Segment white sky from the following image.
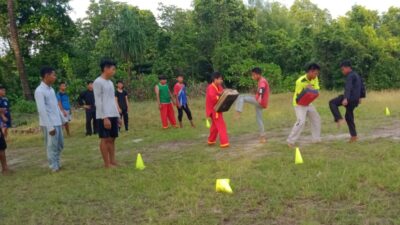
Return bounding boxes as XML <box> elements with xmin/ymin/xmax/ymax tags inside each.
<box><xmin>69</xmin><ymin>0</ymin><xmax>400</xmax><ymax>20</ymax></box>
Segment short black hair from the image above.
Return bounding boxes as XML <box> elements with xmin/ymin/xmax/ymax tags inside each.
<box><xmin>211</xmin><ymin>72</ymin><xmax>223</xmax><ymax>81</ymax></box>
<box><xmin>158</xmin><ymin>75</ymin><xmax>167</xmax><ymax>80</ymax></box>
<box><xmin>59</xmin><ymin>81</ymin><xmax>66</xmax><ymax>85</ymax></box>
<box><xmin>251</xmin><ymin>67</ymin><xmax>262</xmax><ymax>75</ymax></box>
<box><xmin>40</xmin><ymin>66</ymin><xmax>55</xmax><ymax>78</ymax></box>
<box><xmin>340</xmin><ymin>60</ymin><xmax>352</xmax><ymax>68</ymax></box>
<box><xmin>86</xmin><ymin>81</ymin><xmax>93</xmax><ymax>85</ymax></box>
<box><xmin>0</xmin><ymin>85</ymin><xmax>5</xmax><ymax>90</ymax></box>
<box><xmin>100</xmin><ymin>59</ymin><xmax>117</xmax><ymax>72</ymax></box>
<box><xmin>306</xmin><ymin>63</ymin><xmax>321</xmax><ymax>72</ymax></box>
<box><xmin>117</xmin><ymin>80</ymin><xmax>124</xmax><ymax>84</ymax></box>
<box><xmin>176</xmin><ymin>74</ymin><xmax>184</xmax><ymax>78</ymax></box>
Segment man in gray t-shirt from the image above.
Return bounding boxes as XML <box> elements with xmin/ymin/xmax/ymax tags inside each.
<box><xmin>93</xmin><ymin>59</ymin><xmax>121</xmax><ymax>169</ymax></box>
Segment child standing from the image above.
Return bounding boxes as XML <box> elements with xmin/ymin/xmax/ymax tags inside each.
<box><xmin>115</xmin><ymin>81</ymin><xmax>129</xmax><ymax>131</ymax></box>
<box><xmin>173</xmin><ymin>74</ymin><xmax>195</xmax><ymax>128</ymax></box>
<box><xmin>155</xmin><ymin>75</ymin><xmax>177</xmax><ymax>129</ymax></box>
<box><xmin>0</xmin><ymin>107</ymin><xmax>8</xmax><ymax>174</ymax></box>
<box><xmin>206</xmin><ymin>72</ymin><xmax>229</xmax><ymax>148</ymax></box>
<box><xmin>0</xmin><ymin>86</ymin><xmax>12</xmax><ymax>139</ymax></box>
<box><xmin>57</xmin><ymin>82</ymin><xmax>72</xmax><ymax>136</ymax></box>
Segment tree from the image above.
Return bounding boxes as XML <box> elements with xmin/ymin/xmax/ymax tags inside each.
<box><xmin>7</xmin><ymin>0</ymin><xmax>32</xmax><ymax>100</ymax></box>
<box><xmin>110</xmin><ymin>7</ymin><xmax>145</xmax><ymax>79</ymax></box>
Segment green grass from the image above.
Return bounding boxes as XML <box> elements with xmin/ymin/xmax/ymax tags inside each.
<box><xmin>1</xmin><ymin>91</ymin><xmax>400</xmax><ymax>225</ymax></box>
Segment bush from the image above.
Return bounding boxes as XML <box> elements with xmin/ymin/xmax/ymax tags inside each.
<box><xmin>11</xmin><ymin>99</ymin><xmax>37</xmax><ymax>114</ymax></box>
<box><xmin>226</xmin><ymin>59</ymin><xmax>286</xmax><ymax>93</ymax></box>
<box><xmin>131</xmin><ymin>74</ymin><xmax>159</xmax><ymax>101</ymax></box>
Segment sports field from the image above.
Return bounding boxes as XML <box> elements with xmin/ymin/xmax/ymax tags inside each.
<box><xmin>1</xmin><ymin>91</ymin><xmax>399</xmax><ymax>225</ymax></box>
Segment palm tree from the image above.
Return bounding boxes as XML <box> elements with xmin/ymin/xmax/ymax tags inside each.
<box><xmin>7</xmin><ymin>0</ymin><xmax>33</xmax><ymax>100</ymax></box>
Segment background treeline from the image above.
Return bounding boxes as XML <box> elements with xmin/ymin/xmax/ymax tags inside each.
<box><xmin>0</xmin><ymin>0</ymin><xmax>400</xmax><ymax>108</ymax></box>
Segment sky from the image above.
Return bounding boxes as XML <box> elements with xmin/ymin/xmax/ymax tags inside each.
<box><xmin>69</xmin><ymin>0</ymin><xmax>400</xmax><ymax>21</ymax></box>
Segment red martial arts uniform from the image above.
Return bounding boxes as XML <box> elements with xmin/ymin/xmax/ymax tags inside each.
<box><xmin>206</xmin><ymin>83</ymin><xmax>229</xmax><ymax>148</ymax></box>
<box><xmin>157</xmin><ymin>83</ymin><xmax>177</xmax><ymax>128</ymax></box>
<box><xmin>160</xmin><ymin>103</ymin><xmax>177</xmax><ymax>128</ymax></box>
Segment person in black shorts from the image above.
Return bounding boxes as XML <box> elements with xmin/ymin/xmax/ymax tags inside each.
<box><xmin>93</xmin><ymin>59</ymin><xmax>121</xmax><ymax>168</ymax></box>
<box><xmin>115</xmin><ymin>81</ymin><xmax>129</xmax><ymax>131</ymax></box>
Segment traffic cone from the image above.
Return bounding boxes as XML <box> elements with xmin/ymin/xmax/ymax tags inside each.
<box><xmin>295</xmin><ymin>147</ymin><xmax>304</xmax><ymax>165</ymax></box>
<box><xmin>136</xmin><ymin>153</ymin><xmax>146</xmax><ymax>170</ymax></box>
<box><xmin>216</xmin><ymin>179</ymin><xmax>233</xmax><ymax>194</ymax></box>
<box><xmin>206</xmin><ymin>119</ymin><xmax>211</xmax><ymax>128</ymax></box>
<box><xmin>385</xmin><ymin>107</ymin><xmax>391</xmax><ymax>116</ymax></box>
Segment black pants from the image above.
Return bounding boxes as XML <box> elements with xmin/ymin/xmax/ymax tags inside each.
<box><xmin>329</xmin><ymin>95</ymin><xmax>359</xmax><ymax>137</ymax></box>
<box><xmin>177</xmin><ymin>104</ymin><xmax>193</xmax><ymax>122</ymax></box>
<box><xmin>85</xmin><ymin>110</ymin><xmax>98</xmax><ymax>135</ymax></box>
<box><xmin>120</xmin><ymin>108</ymin><xmax>129</xmax><ymax>131</ymax></box>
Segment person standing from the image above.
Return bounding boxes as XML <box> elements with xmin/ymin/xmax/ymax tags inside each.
<box><xmin>0</xmin><ymin>107</ymin><xmax>8</xmax><ymax>174</ymax></box>
<box><xmin>235</xmin><ymin>67</ymin><xmax>270</xmax><ymax>143</ymax></box>
<box><xmin>0</xmin><ymin>86</ymin><xmax>11</xmax><ymax>139</ymax></box>
<box><xmin>287</xmin><ymin>63</ymin><xmax>322</xmax><ymax>147</ymax></box>
<box><xmin>34</xmin><ymin>67</ymin><xmax>65</xmax><ymax>172</ymax></box>
<box><xmin>78</xmin><ymin>81</ymin><xmax>97</xmax><ymax>136</ymax></box>
<box><xmin>93</xmin><ymin>59</ymin><xmax>120</xmax><ymax>168</ymax></box>
<box><xmin>115</xmin><ymin>81</ymin><xmax>129</xmax><ymax>131</ymax></box>
<box><xmin>173</xmin><ymin>74</ymin><xmax>195</xmax><ymax>128</ymax></box>
<box><xmin>329</xmin><ymin>60</ymin><xmax>366</xmax><ymax>143</ymax></box>
<box><xmin>206</xmin><ymin>72</ymin><xmax>229</xmax><ymax>148</ymax></box>
<box><xmin>57</xmin><ymin>82</ymin><xmax>72</xmax><ymax>136</ymax></box>
<box><xmin>155</xmin><ymin>75</ymin><xmax>177</xmax><ymax>129</ymax></box>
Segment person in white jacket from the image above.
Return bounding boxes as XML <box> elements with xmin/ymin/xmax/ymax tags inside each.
<box><xmin>34</xmin><ymin>66</ymin><xmax>66</xmax><ymax>172</ymax></box>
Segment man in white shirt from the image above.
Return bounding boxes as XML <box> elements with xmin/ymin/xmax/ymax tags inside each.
<box><xmin>34</xmin><ymin>67</ymin><xmax>65</xmax><ymax>172</ymax></box>
<box><xmin>93</xmin><ymin>59</ymin><xmax>120</xmax><ymax>168</ymax></box>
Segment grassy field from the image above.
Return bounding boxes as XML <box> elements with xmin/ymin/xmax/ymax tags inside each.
<box><xmin>1</xmin><ymin>90</ymin><xmax>400</xmax><ymax>225</ymax></box>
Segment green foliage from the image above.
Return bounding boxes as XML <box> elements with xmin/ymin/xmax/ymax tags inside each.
<box><xmin>131</xmin><ymin>74</ymin><xmax>159</xmax><ymax>101</ymax></box>
<box><xmin>1</xmin><ymin>0</ymin><xmax>400</xmax><ymax>102</ymax></box>
<box><xmin>11</xmin><ymin>98</ymin><xmax>37</xmax><ymax>114</ymax></box>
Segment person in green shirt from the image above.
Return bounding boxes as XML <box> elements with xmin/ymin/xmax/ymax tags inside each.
<box><xmin>154</xmin><ymin>75</ymin><xmax>177</xmax><ymax>129</ymax></box>
<box><xmin>287</xmin><ymin>63</ymin><xmax>322</xmax><ymax>147</ymax></box>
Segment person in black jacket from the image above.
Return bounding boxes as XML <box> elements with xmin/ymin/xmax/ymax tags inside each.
<box><xmin>329</xmin><ymin>60</ymin><xmax>366</xmax><ymax>142</ymax></box>
<box><xmin>78</xmin><ymin>81</ymin><xmax>98</xmax><ymax>136</ymax></box>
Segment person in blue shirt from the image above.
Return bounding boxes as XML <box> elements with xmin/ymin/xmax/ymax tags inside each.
<box><xmin>57</xmin><ymin>82</ymin><xmax>72</xmax><ymax>136</ymax></box>
<box><xmin>0</xmin><ymin>86</ymin><xmax>11</xmax><ymax>139</ymax></box>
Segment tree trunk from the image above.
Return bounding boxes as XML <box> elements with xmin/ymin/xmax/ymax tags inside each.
<box><xmin>7</xmin><ymin>0</ymin><xmax>33</xmax><ymax>100</ymax></box>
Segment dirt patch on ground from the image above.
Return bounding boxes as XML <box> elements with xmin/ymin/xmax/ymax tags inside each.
<box><xmin>6</xmin><ymin>120</ymin><xmax>400</xmax><ymax>167</ymax></box>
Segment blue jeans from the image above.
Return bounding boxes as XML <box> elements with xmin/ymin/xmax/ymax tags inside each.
<box><xmin>42</xmin><ymin>126</ymin><xmax>64</xmax><ymax>170</ymax></box>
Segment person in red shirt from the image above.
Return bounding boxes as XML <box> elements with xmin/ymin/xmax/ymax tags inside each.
<box><xmin>206</xmin><ymin>72</ymin><xmax>229</xmax><ymax>148</ymax></box>
<box><xmin>235</xmin><ymin>67</ymin><xmax>270</xmax><ymax>143</ymax></box>
<box><xmin>173</xmin><ymin>74</ymin><xmax>195</xmax><ymax>128</ymax></box>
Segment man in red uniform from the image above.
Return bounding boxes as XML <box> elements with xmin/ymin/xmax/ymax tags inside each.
<box><xmin>206</xmin><ymin>72</ymin><xmax>229</xmax><ymax>148</ymax></box>
<box><xmin>235</xmin><ymin>67</ymin><xmax>270</xmax><ymax>143</ymax></box>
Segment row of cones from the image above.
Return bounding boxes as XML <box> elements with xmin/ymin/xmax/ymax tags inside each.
<box><xmin>134</xmin><ymin>147</ymin><xmax>304</xmax><ymax>194</ymax></box>
<box><xmin>204</xmin><ymin>107</ymin><xmax>392</xmax><ymax>130</ymax></box>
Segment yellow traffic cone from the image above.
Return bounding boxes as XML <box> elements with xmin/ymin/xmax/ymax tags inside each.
<box><xmin>216</xmin><ymin>179</ymin><xmax>233</xmax><ymax>194</ymax></box>
<box><xmin>206</xmin><ymin>119</ymin><xmax>211</xmax><ymax>128</ymax></box>
<box><xmin>295</xmin><ymin>147</ymin><xmax>303</xmax><ymax>165</ymax></box>
<box><xmin>136</xmin><ymin>153</ymin><xmax>146</xmax><ymax>170</ymax></box>
<box><xmin>385</xmin><ymin>107</ymin><xmax>391</xmax><ymax>116</ymax></box>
